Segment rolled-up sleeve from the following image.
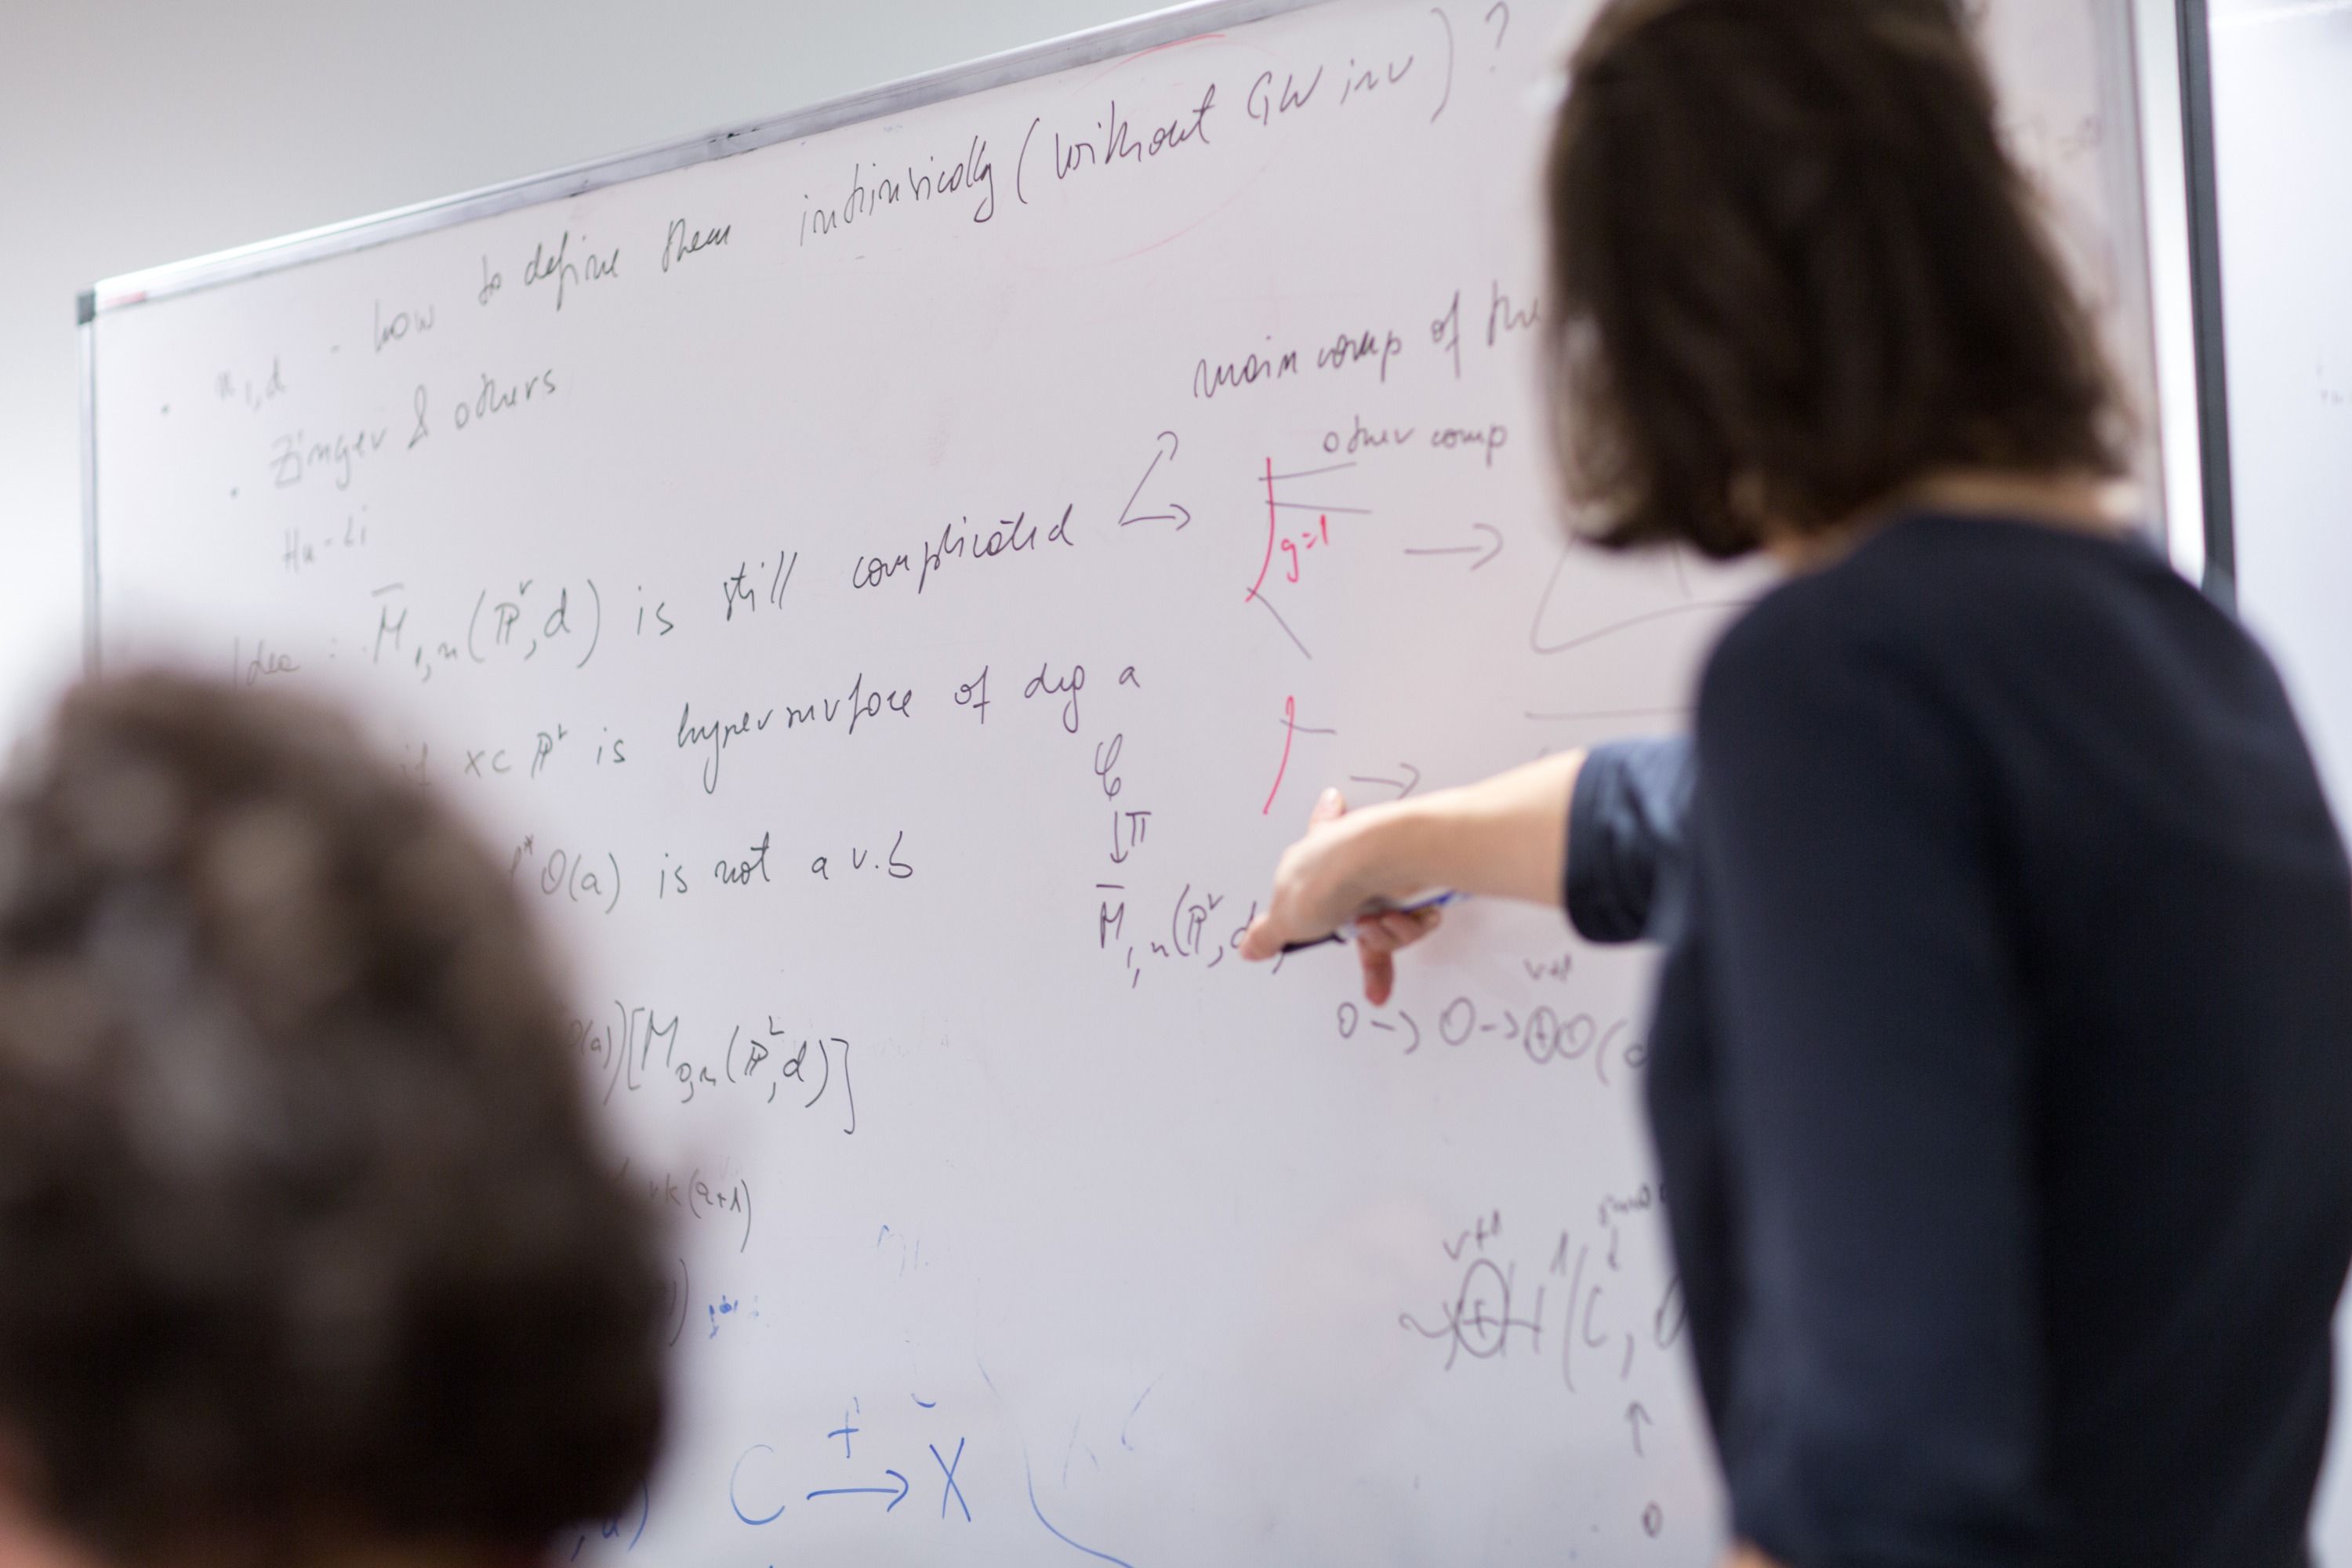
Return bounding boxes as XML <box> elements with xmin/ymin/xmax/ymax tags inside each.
<box><xmin>1564</xmin><ymin>735</ymin><xmax>1696</xmax><ymax>944</ymax></box>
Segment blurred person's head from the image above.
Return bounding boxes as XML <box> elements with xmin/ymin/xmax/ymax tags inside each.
<box><xmin>1544</xmin><ymin>0</ymin><xmax>2125</xmax><ymax>557</ymax></box>
<box><xmin>0</xmin><ymin>672</ymin><xmax>665</xmax><ymax>1567</ymax></box>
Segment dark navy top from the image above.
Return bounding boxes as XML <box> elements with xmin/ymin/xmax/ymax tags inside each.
<box><xmin>1564</xmin><ymin>514</ymin><xmax>2352</xmax><ymax>1568</ymax></box>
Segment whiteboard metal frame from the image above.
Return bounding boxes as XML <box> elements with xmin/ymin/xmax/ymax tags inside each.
<box><xmin>81</xmin><ymin>0</ymin><xmax>1316</xmax><ymax>316</ymax></box>
<box><xmin>2132</xmin><ymin>0</ymin><xmax>2209</xmax><ymax>585</ymax></box>
<box><xmin>74</xmin><ymin>0</ymin><xmax>2199</xmax><ymax>660</ymax></box>
<box><xmin>2169</xmin><ymin>0</ymin><xmax>2240</xmax><ymax>604</ymax></box>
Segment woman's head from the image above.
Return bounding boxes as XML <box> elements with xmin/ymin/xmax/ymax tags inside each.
<box><xmin>1545</xmin><ymin>0</ymin><xmax>2124</xmax><ymax>556</ymax></box>
<box><xmin>0</xmin><ymin>673</ymin><xmax>666</xmax><ymax>1563</ymax></box>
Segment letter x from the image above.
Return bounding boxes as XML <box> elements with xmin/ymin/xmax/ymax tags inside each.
<box><xmin>931</xmin><ymin>1438</ymin><xmax>971</xmax><ymax>1522</ymax></box>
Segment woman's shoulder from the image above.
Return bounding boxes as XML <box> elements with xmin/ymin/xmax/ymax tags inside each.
<box><xmin>1694</xmin><ymin>512</ymin><xmax>2321</xmax><ymax>831</ymax></box>
<box><xmin>1703</xmin><ymin>511</ymin><xmax>2194</xmax><ymax>705</ymax></box>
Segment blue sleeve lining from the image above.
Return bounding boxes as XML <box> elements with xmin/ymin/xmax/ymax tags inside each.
<box><xmin>1563</xmin><ymin>735</ymin><xmax>1697</xmax><ymax>945</ymax></box>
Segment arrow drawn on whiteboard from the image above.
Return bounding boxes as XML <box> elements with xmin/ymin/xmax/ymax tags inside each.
<box><xmin>1349</xmin><ymin>763</ymin><xmax>1424</xmax><ymax>800</ymax></box>
<box><xmin>1116</xmin><ymin>430</ymin><xmax>1189</xmax><ymax>528</ymax></box>
<box><xmin>805</xmin><ymin>1470</ymin><xmax>909</xmax><ymax>1511</ymax></box>
<box><xmin>1405</xmin><ymin>523</ymin><xmax>1504</xmax><ymax>571</ymax></box>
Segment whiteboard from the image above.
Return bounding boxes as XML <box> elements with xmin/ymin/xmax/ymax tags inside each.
<box><xmin>82</xmin><ymin>2</ymin><xmax>2163</xmax><ymax>1561</ymax></box>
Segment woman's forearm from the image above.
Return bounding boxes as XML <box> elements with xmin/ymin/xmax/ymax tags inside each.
<box><xmin>1376</xmin><ymin>750</ymin><xmax>1584</xmax><ymax>908</ymax></box>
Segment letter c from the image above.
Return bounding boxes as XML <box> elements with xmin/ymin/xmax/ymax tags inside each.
<box><xmin>730</xmin><ymin>1444</ymin><xmax>786</xmax><ymax>1526</ymax></box>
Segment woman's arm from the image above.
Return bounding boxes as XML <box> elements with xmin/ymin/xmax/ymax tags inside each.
<box><xmin>1244</xmin><ymin>750</ymin><xmax>1586</xmax><ymax>931</ymax></box>
<box><xmin>1237</xmin><ymin>752</ymin><xmax>1584</xmax><ymax>1002</ymax></box>
<box><xmin>1239</xmin><ymin>738</ymin><xmax>1696</xmax><ymax>1001</ymax></box>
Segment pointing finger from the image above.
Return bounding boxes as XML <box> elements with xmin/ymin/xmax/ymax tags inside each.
<box><xmin>1239</xmin><ymin>914</ymin><xmax>1281</xmax><ymax>961</ymax></box>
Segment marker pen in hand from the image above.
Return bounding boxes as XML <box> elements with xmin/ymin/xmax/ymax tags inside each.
<box><xmin>1278</xmin><ymin>891</ymin><xmax>1465</xmax><ymax>956</ymax></box>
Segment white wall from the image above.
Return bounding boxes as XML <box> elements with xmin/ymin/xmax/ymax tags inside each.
<box><xmin>2207</xmin><ymin>0</ymin><xmax>2352</xmax><ymax>802</ymax></box>
<box><xmin>2203</xmin><ymin>4</ymin><xmax>2352</xmax><ymax>1562</ymax></box>
<box><xmin>0</xmin><ymin>0</ymin><xmax>1142</xmax><ymax>747</ymax></box>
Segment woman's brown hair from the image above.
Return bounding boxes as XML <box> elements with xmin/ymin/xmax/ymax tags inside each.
<box><xmin>1546</xmin><ymin>0</ymin><xmax>2125</xmax><ymax>557</ymax></box>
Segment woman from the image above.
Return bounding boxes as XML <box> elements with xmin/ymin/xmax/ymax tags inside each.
<box><xmin>0</xmin><ymin>673</ymin><xmax>666</xmax><ymax>1568</ymax></box>
<box><xmin>1240</xmin><ymin>2</ymin><xmax>2352</xmax><ymax>1564</ymax></box>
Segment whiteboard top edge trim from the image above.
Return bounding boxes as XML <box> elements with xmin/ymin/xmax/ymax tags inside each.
<box><xmin>85</xmin><ymin>0</ymin><xmax>1324</xmax><ymax>316</ymax></box>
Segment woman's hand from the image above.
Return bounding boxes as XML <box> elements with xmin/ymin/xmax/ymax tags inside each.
<box><xmin>1237</xmin><ymin>788</ymin><xmax>1442</xmax><ymax>1005</ymax></box>
<box><xmin>1237</xmin><ymin>752</ymin><xmax>1588</xmax><ymax>1004</ymax></box>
